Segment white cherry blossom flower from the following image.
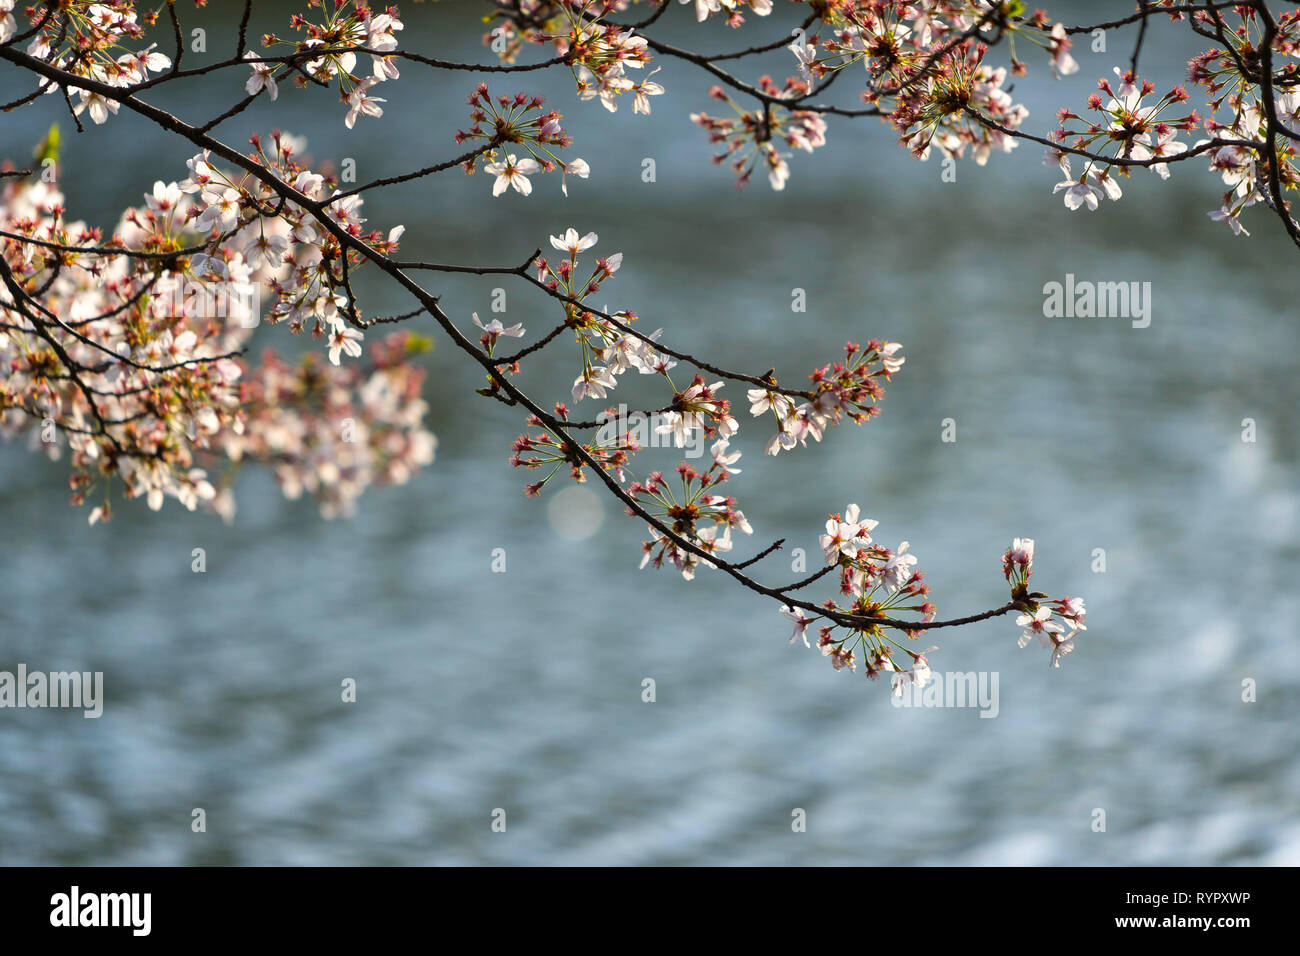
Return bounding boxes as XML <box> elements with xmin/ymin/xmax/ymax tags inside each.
<box><xmin>878</xmin><ymin>341</ymin><xmax>905</xmax><ymax>373</ymax></box>
<box><xmin>0</xmin><ymin>1</ymin><xmax>14</xmax><ymax>44</ymax></box>
<box><xmin>189</xmin><ymin>253</ymin><xmax>227</xmax><ymax>278</ymax></box>
<box><xmin>118</xmin><ymin>44</ymin><xmax>171</xmax><ymax>83</ymax></box>
<box><xmin>549</xmin><ymin>228</ymin><xmax>598</xmax><ymax>258</ymax></box>
<box><xmin>681</xmin><ymin>0</ymin><xmax>722</xmax><ymax>22</ymax></box>
<box><xmin>561</xmin><ymin>158</ymin><xmax>589</xmax><ymax>196</ymax></box>
<box><xmin>196</xmin><ymin>187</ymin><xmax>240</xmax><ymax>233</ymax></box>
<box><xmin>1054</xmin><ymin>173</ymin><xmax>1104</xmax><ymax>211</ymax></box>
<box><xmin>145</xmin><ymin>180</ymin><xmax>182</xmax><ymax>214</ymax></box>
<box><xmin>1016</xmin><ymin>606</ymin><xmax>1064</xmax><ymax>648</ymax></box>
<box><xmin>878</xmin><ymin>541</ymin><xmax>918</xmax><ymax>593</ymax></box>
<box><xmin>710</xmin><ymin>439</ymin><xmax>742</xmax><ymax>475</ymax></box>
<box><xmin>654</xmin><ymin>411</ymin><xmax>694</xmax><ymax>447</ymax></box>
<box><xmin>473</xmin><ymin>312</ymin><xmax>525</xmax><ymax>351</ymax></box>
<box><xmin>74</xmin><ymin>88</ymin><xmax>120</xmax><ymax>126</ymax></box>
<box><xmin>473</xmin><ymin>313</ymin><xmax>525</xmax><ymax>338</ymax></box>
<box><xmin>245</xmin><ymin>230</ymin><xmax>289</xmax><ymax>270</ymax></box>
<box><xmin>244</xmin><ymin>51</ymin><xmax>279</xmax><ymax>100</ymax></box>
<box><xmin>345</xmin><ymin>78</ymin><xmax>386</xmax><ymax>129</ymax></box>
<box><xmin>1049</xmin><ymin>635</ymin><xmax>1075</xmax><ymax>668</ymax></box>
<box><xmin>819</xmin><ymin>503</ymin><xmax>878</xmax><ymax>564</ymax></box>
<box><xmin>485</xmin><ymin>154</ymin><xmax>541</xmax><ymax>197</ymax></box>
<box><xmin>572</xmin><ymin>365</ymin><xmax>617</xmax><ymax>402</ymax></box>
<box><xmin>765</xmin><ymin>430</ymin><xmax>797</xmax><ymax>456</ymax></box>
<box><xmin>575</xmin><ymin>64</ymin><xmax>634</xmax><ymax>112</ymax></box>
<box><xmin>789</xmin><ymin>38</ymin><xmax>817</xmax><ymax>86</ymax></box>
<box><xmin>747</xmin><ymin>388</ymin><xmax>795</xmax><ymax>419</ymax></box>
<box><xmin>1048</xmin><ymin>23</ymin><xmax>1078</xmax><ymax>78</ymax></box>
<box><xmin>1209</xmin><ymin>201</ymin><xmax>1252</xmax><ymax>236</ymax></box>
<box><xmin>632</xmin><ymin>69</ymin><xmax>665</xmax><ymax>115</ymax></box>
<box><xmin>328</xmin><ymin>327</ymin><xmax>364</xmax><ymax>365</ymax></box>
<box><xmin>780</xmin><ymin>605</ymin><xmax>815</xmax><ymax>648</ymax></box>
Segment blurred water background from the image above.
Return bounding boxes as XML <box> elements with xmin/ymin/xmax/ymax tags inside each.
<box><xmin>0</xmin><ymin>1</ymin><xmax>1297</xmax><ymax>865</ymax></box>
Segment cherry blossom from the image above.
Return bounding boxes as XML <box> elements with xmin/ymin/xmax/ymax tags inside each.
<box><xmin>780</xmin><ymin>606</ymin><xmax>816</xmax><ymax>648</ymax></box>
<box><xmin>473</xmin><ymin>313</ymin><xmax>526</xmax><ymax>354</ymax></box>
<box><xmin>344</xmin><ymin>78</ymin><xmax>386</xmax><ymax>129</ymax></box>
<box><xmin>0</xmin><ymin>143</ymin><xmax>431</xmax><ymax>522</ymax></box>
<box><xmin>458</xmin><ymin>85</ymin><xmax>588</xmax><ymax>198</ymax></box>
<box><xmin>1054</xmin><ymin>172</ymin><xmax>1104</xmax><ymax>211</ymax></box>
<box><xmin>328</xmin><ymin>328</ymin><xmax>365</xmax><ymax>366</ymax></box>
<box><xmin>0</xmin><ymin>0</ymin><xmax>1186</xmax><ymax>691</ymax></box>
<box><xmin>892</xmin><ymin>646</ymin><xmax>937</xmax><ymax>697</ymax></box>
<box><xmin>485</xmin><ymin>154</ymin><xmax>541</xmax><ymax>197</ymax></box>
<box><xmin>550</xmin><ymin>228</ymin><xmax>598</xmax><ymax>259</ymax></box>
<box><xmin>244</xmin><ymin>52</ymin><xmax>279</xmax><ymax>100</ymax></box>
<box><xmin>632</xmin><ymin>69</ymin><xmax>666</xmax><ymax>115</ymax></box>
<box><xmin>710</xmin><ymin>439</ymin><xmax>742</xmax><ymax>476</ymax></box>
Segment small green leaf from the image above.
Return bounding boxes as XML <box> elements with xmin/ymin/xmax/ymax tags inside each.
<box><xmin>33</xmin><ymin>124</ymin><xmax>60</xmax><ymax>165</ymax></box>
<box><xmin>405</xmin><ymin>333</ymin><xmax>434</xmax><ymax>354</ymax></box>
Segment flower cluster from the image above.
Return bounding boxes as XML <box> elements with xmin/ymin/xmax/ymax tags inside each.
<box><xmin>1050</xmin><ymin>68</ymin><xmax>1197</xmax><ymax>211</ymax></box>
<box><xmin>780</xmin><ymin>3</ymin><xmax>1073</xmax><ymax>179</ymax></box>
<box><xmin>528</xmin><ymin>229</ymin><xmax>682</xmax><ymax>408</ymax></box>
<box><xmin>256</xmin><ymin>1</ymin><xmax>405</xmax><ymax>129</ymax></box>
<box><xmin>1186</xmin><ymin>9</ymin><xmax>1300</xmax><ymax>237</ymax></box>
<box><xmin>657</xmin><ymin>377</ymin><xmax>738</xmax><ymax>447</ymax></box>
<box><xmin>778</xmin><ymin>528</ymin><xmax>1087</xmax><ymax>692</ymax></box>
<box><xmin>1002</xmin><ymin>537</ymin><xmax>1087</xmax><ymax>668</ymax></box>
<box><xmin>633</xmin><ymin>452</ymin><xmax>753</xmax><ymax>580</ymax></box>
<box><xmin>15</xmin><ymin>2</ymin><xmax>172</xmax><ymax>125</ymax></box>
<box><xmin>0</xmin><ymin>131</ymin><xmax>432</xmax><ymax>523</ymax></box>
<box><xmin>458</xmin><ymin>85</ymin><xmax>590</xmax><ymax>196</ymax></box>
<box><xmin>0</xmin><ymin>1</ymin><xmax>1113</xmax><ymax>693</ymax></box>
<box><xmin>779</xmin><ymin>503</ymin><xmax>935</xmax><ymax>690</ymax></box>
<box><xmin>0</xmin><ymin>172</ymin><xmax>242</xmax><ymax>521</ymax></box>
<box><xmin>178</xmin><ymin>131</ymin><xmax>406</xmax><ymax>370</ymax></box>
<box><xmin>1036</xmin><ymin>1</ymin><xmax>1300</xmax><ymax>235</ymax></box>
<box><xmin>790</xmin><ymin>6</ymin><xmax>923</xmax><ymax>87</ymax></box>
<box><xmin>550</xmin><ymin>7</ymin><xmax>659</xmax><ymax>115</ymax></box>
<box><xmin>690</xmin><ymin>86</ymin><xmax>829</xmax><ymax>190</ymax></box>
<box><xmin>466</xmin><ymin>0</ymin><xmax>1297</xmax><ymax>235</ymax></box>
<box><xmin>511</xmin><ymin>407</ymin><xmax>636</xmax><ymax>493</ymax></box>
<box><xmin>226</xmin><ymin>333</ymin><xmax>435</xmax><ymax>521</ymax></box>
<box><xmin>895</xmin><ymin>48</ymin><xmax>1029</xmax><ymax>164</ymax></box>
<box><xmin>747</xmin><ymin>340</ymin><xmax>902</xmax><ymax>457</ymax></box>
<box><xmin>479</xmin><ymin>1</ymin><xmax>629</xmax><ymax>63</ymax></box>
